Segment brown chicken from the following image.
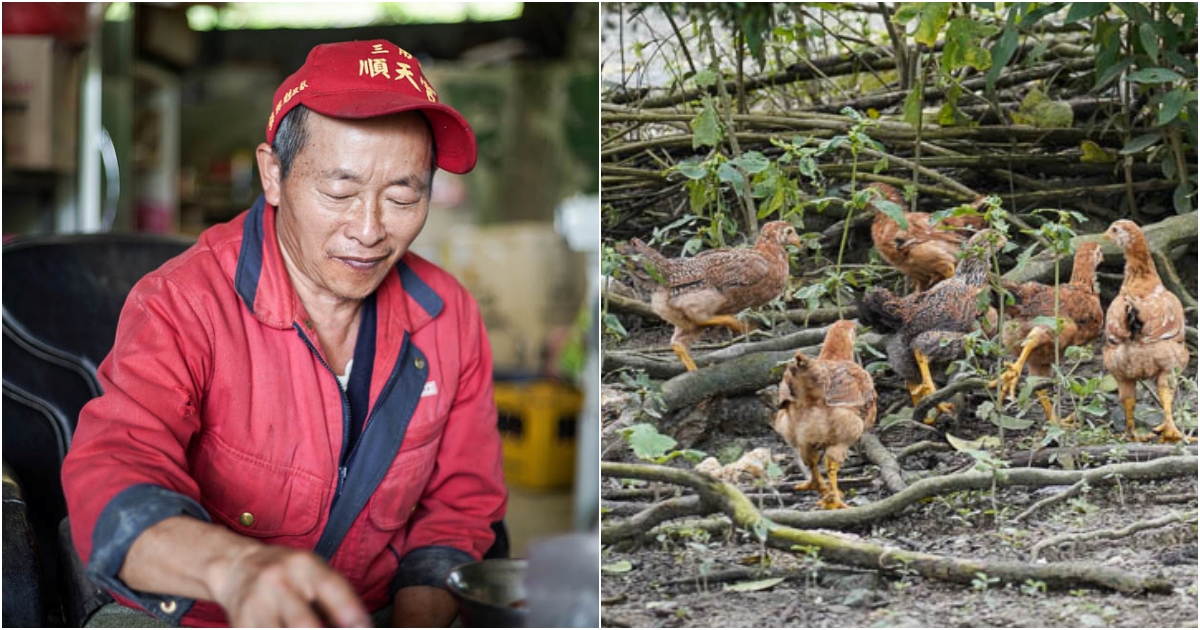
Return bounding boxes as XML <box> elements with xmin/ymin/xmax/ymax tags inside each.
<box><xmin>992</xmin><ymin>242</ymin><xmax>1105</xmax><ymax>425</ymax></box>
<box><xmin>859</xmin><ymin>230</ymin><xmax>1006</xmax><ymax>416</ymax></box>
<box><xmin>774</xmin><ymin>320</ymin><xmax>876</xmax><ymax>510</ymax></box>
<box><xmin>1102</xmin><ymin>220</ymin><xmax>1191</xmax><ymax>443</ymax></box>
<box><xmin>868</xmin><ymin>182</ymin><xmax>988</xmax><ymax>292</ymax></box>
<box><xmin>631</xmin><ymin>221</ymin><xmax>801</xmax><ymax>371</ymax></box>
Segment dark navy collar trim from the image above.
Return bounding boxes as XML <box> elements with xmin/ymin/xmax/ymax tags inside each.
<box><xmin>234</xmin><ymin>195</ymin><xmax>268</xmax><ymax>314</ymax></box>
<box><xmin>397</xmin><ymin>259</ymin><xmax>444</xmax><ymax>320</ymax></box>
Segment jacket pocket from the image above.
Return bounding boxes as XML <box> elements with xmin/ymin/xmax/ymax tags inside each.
<box><xmin>367</xmin><ymin>438</ymin><xmax>440</xmax><ymax>531</ymax></box>
<box><xmin>192</xmin><ymin>433</ymin><xmax>327</xmax><ymax>538</ymax></box>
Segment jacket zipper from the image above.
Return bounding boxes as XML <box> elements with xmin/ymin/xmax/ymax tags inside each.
<box><xmin>294</xmin><ymin>324</ymin><xmax>355</xmax><ymax>505</ymax></box>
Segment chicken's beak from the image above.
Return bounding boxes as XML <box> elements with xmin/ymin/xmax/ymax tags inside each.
<box><xmin>788</xmin><ymin>234</ymin><xmax>802</xmax><ymax>248</ymax></box>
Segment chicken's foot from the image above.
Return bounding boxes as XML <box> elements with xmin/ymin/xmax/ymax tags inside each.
<box><xmin>1119</xmin><ymin>395</ymin><xmax>1148</xmax><ymax>442</ymax></box>
<box><xmin>816</xmin><ymin>457</ymin><xmax>850</xmax><ymax>510</ymax></box>
<box><xmin>1151</xmin><ymin>383</ymin><xmax>1190</xmax><ymax>443</ymax></box>
<box><xmin>910</xmin><ymin>349</ymin><xmax>938</xmax><ymax>403</ymax></box>
<box><xmin>991</xmin><ymin>337</ymin><xmax>1041</xmax><ymax>404</ymax></box>
<box><xmin>793</xmin><ymin>449</ymin><xmax>827</xmax><ymax>494</ymax></box>
<box><xmin>1036</xmin><ymin>389</ymin><xmax>1075</xmax><ymax>428</ymax></box>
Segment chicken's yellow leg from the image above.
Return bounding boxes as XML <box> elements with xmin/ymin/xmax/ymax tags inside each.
<box><xmin>793</xmin><ymin>449</ymin><xmax>826</xmax><ymax>494</ymax></box>
<box><xmin>910</xmin><ymin>349</ymin><xmax>937</xmax><ymax>403</ymax></box>
<box><xmin>698</xmin><ymin>314</ymin><xmax>751</xmax><ymax>334</ymax></box>
<box><xmin>1152</xmin><ymin>383</ymin><xmax>1188</xmax><ymax>443</ymax></box>
<box><xmin>817</xmin><ymin>457</ymin><xmax>850</xmax><ymax>510</ymax></box>
<box><xmin>990</xmin><ymin>334</ymin><xmax>1040</xmax><ymax>404</ymax></box>
<box><xmin>1036</xmin><ymin>389</ymin><xmax>1074</xmax><ymax>427</ymax></box>
<box><xmin>1120</xmin><ymin>395</ymin><xmax>1143</xmax><ymax>441</ymax></box>
<box><xmin>671</xmin><ymin>342</ymin><xmax>699</xmax><ymax>372</ymax></box>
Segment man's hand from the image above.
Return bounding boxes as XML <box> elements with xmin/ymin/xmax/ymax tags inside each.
<box><xmin>391</xmin><ymin>585</ymin><xmax>458</xmax><ymax>627</ymax></box>
<box><xmin>120</xmin><ymin>516</ymin><xmax>371</xmax><ymax>628</ymax></box>
<box><xmin>211</xmin><ymin>545</ymin><xmax>371</xmax><ymax>628</ymax></box>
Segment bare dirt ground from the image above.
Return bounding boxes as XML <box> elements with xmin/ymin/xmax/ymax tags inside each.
<box><xmin>600</xmin><ymin>323</ymin><xmax>1199</xmax><ymax>628</ymax></box>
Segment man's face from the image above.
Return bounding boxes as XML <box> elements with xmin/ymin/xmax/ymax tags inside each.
<box><xmin>262</xmin><ymin>111</ymin><xmax>433</xmax><ymax>303</ymax></box>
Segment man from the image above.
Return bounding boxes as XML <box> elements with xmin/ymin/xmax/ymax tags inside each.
<box><xmin>61</xmin><ymin>40</ymin><xmax>507</xmax><ymax>627</ymax></box>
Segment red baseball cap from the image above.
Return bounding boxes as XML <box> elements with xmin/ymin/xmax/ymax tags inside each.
<box><xmin>266</xmin><ymin>39</ymin><xmax>476</xmax><ymax>174</ymax></box>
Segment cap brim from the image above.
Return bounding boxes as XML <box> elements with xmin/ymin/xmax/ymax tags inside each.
<box><xmin>301</xmin><ymin>91</ymin><xmax>477</xmax><ymax>174</ymax></box>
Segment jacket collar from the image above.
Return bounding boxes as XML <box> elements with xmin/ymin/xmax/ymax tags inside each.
<box><xmin>233</xmin><ymin>195</ymin><xmax>443</xmax><ymax>332</ymax></box>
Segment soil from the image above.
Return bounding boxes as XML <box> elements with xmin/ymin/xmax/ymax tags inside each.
<box><xmin>600</xmin><ymin>324</ymin><xmax>1199</xmax><ymax>628</ymax></box>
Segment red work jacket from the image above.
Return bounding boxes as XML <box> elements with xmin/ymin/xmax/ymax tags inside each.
<box><xmin>61</xmin><ymin>196</ymin><xmax>507</xmax><ymax>626</ymax></box>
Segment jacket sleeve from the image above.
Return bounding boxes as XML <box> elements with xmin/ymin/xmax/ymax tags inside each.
<box><xmin>392</xmin><ymin>289</ymin><xmax>507</xmax><ymax>593</ymax></box>
<box><xmin>61</xmin><ymin>275</ymin><xmax>213</xmax><ymax>623</ymax></box>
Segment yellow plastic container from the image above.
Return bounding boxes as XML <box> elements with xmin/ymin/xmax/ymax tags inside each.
<box><xmin>494</xmin><ymin>380</ymin><xmax>581</xmax><ymax>490</ymax></box>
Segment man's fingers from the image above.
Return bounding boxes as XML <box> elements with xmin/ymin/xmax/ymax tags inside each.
<box><xmin>311</xmin><ymin>572</ymin><xmax>371</xmax><ymax>628</ymax></box>
<box><xmin>278</xmin><ymin>587</ymin><xmax>324</xmax><ymax>629</ymax></box>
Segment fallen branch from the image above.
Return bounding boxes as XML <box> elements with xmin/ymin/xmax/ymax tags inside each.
<box><xmin>600</xmin><ymin>457</ymin><xmax>1198</xmax><ymax>541</ymax></box>
<box><xmin>1006</xmin><ymin>444</ymin><xmax>1198</xmax><ymax>468</ymax></box>
<box><xmin>1002</xmin><ymin>212</ymin><xmax>1197</xmax><ymax>286</ymax></box>
<box><xmin>1013</xmin><ymin>478</ymin><xmax>1088</xmax><ymax>523</ymax></box>
<box><xmin>858</xmin><ymin>433</ymin><xmax>907</xmax><ymax>493</ymax></box>
<box><xmin>1030</xmin><ymin>510</ymin><xmax>1198</xmax><ymax>561</ymax></box>
<box><xmin>602</xmin><ymin>495</ymin><xmax>711</xmax><ymax>543</ymax></box>
<box><xmin>602</xmin><ymin>461</ymin><xmax>1179</xmax><ymax>593</ymax></box>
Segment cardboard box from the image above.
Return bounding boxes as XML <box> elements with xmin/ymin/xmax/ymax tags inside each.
<box><xmin>2</xmin><ymin>36</ymin><xmax>81</xmax><ymax>171</ymax></box>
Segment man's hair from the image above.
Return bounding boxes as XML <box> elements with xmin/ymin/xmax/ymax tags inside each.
<box><xmin>272</xmin><ymin>104</ymin><xmax>438</xmax><ymax>184</ymax></box>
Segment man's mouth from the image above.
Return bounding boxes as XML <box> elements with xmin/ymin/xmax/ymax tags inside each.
<box><xmin>336</xmin><ymin>256</ymin><xmax>386</xmax><ymax>271</ymax></box>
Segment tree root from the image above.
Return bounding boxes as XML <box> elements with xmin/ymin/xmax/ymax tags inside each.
<box><xmin>601</xmin><ymin>461</ymin><xmax>1180</xmax><ymax>593</ymax></box>
<box><xmin>602</xmin><ymin>495</ymin><xmax>711</xmax><ymax>544</ymax></box>
<box><xmin>601</xmin><ymin>457</ymin><xmax>1197</xmax><ymax>541</ymax></box>
<box><xmin>1029</xmin><ymin>510</ymin><xmax>1198</xmax><ymax>561</ymax></box>
<box><xmin>858</xmin><ymin>433</ymin><xmax>907</xmax><ymax>493</ymax></box>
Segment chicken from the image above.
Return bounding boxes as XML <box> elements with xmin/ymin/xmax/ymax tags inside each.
<box><xmin>992</xmin><ymin>241</ymin><xmax>1105</xmax><ymax>425</ymax></box>
<box><xmin>630</xmin><ymin>221</ymin><xmax>801</xmax><ymax>371</ymax></box>
<box><xmin>859</xmin><ymin>230</ymin><xmax>1006</xmax><ymax>417</ymax></box>
<box><xmin>774</xmin><ymin>320</ymin><xmax>876</xmax><ymax>510</ymax></box>
<box><xmin>867</xmin><ymin>182</ymin><xmax>988</xmax><ymax>292</ymax></box>
<box><xmin>1102</xmin><ymin>220</ymin><xmax>1191</xmax><ymax>443</ymax></box>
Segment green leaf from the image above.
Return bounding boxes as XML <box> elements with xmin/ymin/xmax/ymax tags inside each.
<box><xmin>1022</xmin><ymin>3</ymin><xmax>1068</xmax><ymax>25</ymax></box>
<box><xmin>619</xmin><ymin>424</ymin><xmax>677</xmax><ymax>461</ymax></box>
<box><xmin>724</xmin><ymin>577</ymin><xmax>787</xmax><ymax>592</ymax></box>
<box><xmin>986</xmin><ymin>24</ymin><xmax>1019</xmax><ymax>92</ymax></box>
<box><xmin>1174</xmin><ymin>182</ymin><xmax>1193</xmax><ymax>215</ymax></box>
<box><xmin>1158</xmin><ymin>88</ymin><xmax>1194</xmax><ymax>126</ymax></box>
<box><xmin>901</xmin><ymin>2</ymin><xmax>952</xmax><ymax>47</ymax></box>
<box><xmin>690</xmin><ymin>96</ymin><xmax>723</xmax><ymax>148</ymax></box>
<box><xmin>603</xmin><ymin>312</ymin><xmax>628</xmax><ymax>339</ymax></box>
<box><xmin>1080</xmin><ymin>140</ymin><xmax>1117</xmax><ymax>163</ymax></box>
<box><xmin>1128</xmin><ymin>67</ymin><xmax>1184</xmax><ymax>84</ymax></box>
<box><xmin>902</xmin><ymin>81</ymin><xmax>925</xmax><ymax>127</ymax></box>
<box><xmin>717</xmin><ymin>162</ymin><xmax>744</xmax><ymax>187</ymax></box>
<box><xmin>1094</xmin><ymin>57</ymin><xmax>1134</xmax><ymax>91</ymax></box>
<box><xmin>991</xmin><ymin>414</ymin><xmax>1036</xmax><ymax>430</ymax></box>
<box><xmin>1119</xmin><ymin>132</ymin><xmax>1162</xmax><ymax>154</ymax></box>
<box><xmin>676</xmin><ymin>160</ymin><xmax>707</xmax><ymax>180</ymax></box>
<box><xmin>601</xmin><ymin>560</ymin><xmax>634</xmax><ymax>574</ymax></box>
<box><xmin>944</xmin><ymin>18</ymin><xmax>1000</xmax><ymax>72</ymax></box>
<box><xmin>1138</xmin><ymin>23</ymin><xmax>1160</xmax><ymax>64</ymax></box>
<box><xmin>734</xmin><ymin>151</ymin><xmax>771</xmax><ymax>174</ymax></box>
<box><xmin>693</xmin><ymin>69</ymin><xmax>718</xmax><ymax>88</ymax></box>
<box><xmin>1114</xmin><ymin>2</ymin><xmax>1151</xmax><ymax>22</ymax></box>
<box><xmin>1065</xmin><ymin>2</ymin><xmax>1108</xmax><ymax>23</ymax></box>
<box><xmin>872</xmin><ymin>198</ymin><xmax>909</xmax><ymax>231</ymax></box>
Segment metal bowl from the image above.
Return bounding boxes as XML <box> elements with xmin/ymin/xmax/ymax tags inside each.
<box><xmin>445</xmin><ymin>558</ymin><xmax>529</xmax><ymax>628</ymax></box>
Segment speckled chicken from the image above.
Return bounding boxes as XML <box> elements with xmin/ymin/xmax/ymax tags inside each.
<box><xmin>859</xmin><ymin>230</ymin><xmax>1006</xmax><ymax>415</ymax></box>
<box><xmin>992</xmin><ymin>242</ymin><xmax>1105</xmax><ymax>425</ymax></box>
<box><xmin>631</xmin><ymin>221</ymin><xmax>801</xmax><ymax>371</ymax></box>
<box><xmin>1102</xmin><ymin>220</ymin><xmax>1191</xmax><ymax>443</ymax></box>
<box><xmin>774</xmin><ymin>320</ymin><xmax>876</xmax><ymax>510</ymax></box>
<box><xmin>868</xmin><ymin>183</ymin><xmax>988</xmax><ymax>292</ymax></box>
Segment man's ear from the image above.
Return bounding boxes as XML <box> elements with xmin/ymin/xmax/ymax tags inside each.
<box><xmin>256</xmin><ymin>143</ymin><xmax>283</xmax><ymax>207</ymax></box>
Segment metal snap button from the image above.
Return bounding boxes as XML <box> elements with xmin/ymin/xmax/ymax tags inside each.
<box><xmin>160</xmin><ymin>600</ymin><xmax>177</xmax><ymax>614</ymax></box>
<box><xmin>239</xmin><ymin>512</ymin><xmax>255</xmax><ymax>527</ymax></box>
<box><xmin>414</xmin><ymin>357</ymin><xmax>426</xmax><ymax>370</ymax></box>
